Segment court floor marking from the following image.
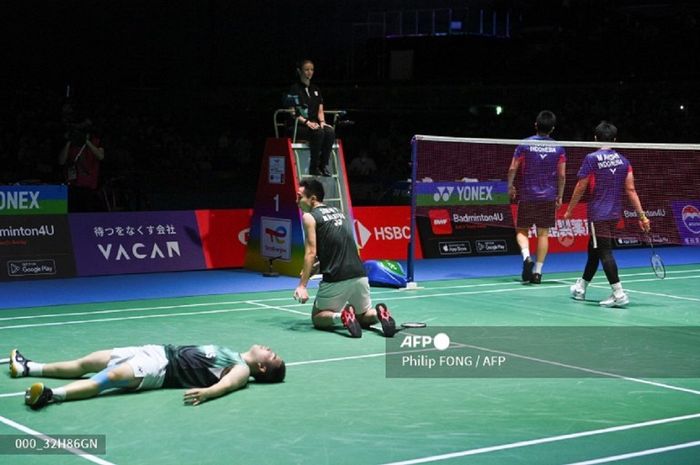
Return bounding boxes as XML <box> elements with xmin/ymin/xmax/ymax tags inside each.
<box><xmin>2</xmin><ymin>269</ymin><xmax>698</xmax><ymax>325</ymax></box>
<box><xmin>0</xmin><ymin>414</ymin><xmax>117</xmax><ymax>465</ymax></box>
<box><xmin>245</xmin><ymin>301</ymin><xmax>309</xmax><ymax>316</ymax></box>
<box><xmin>0</xmin><ymin>305</ymin><xmax>279</xmax><ymax>330</ymax></box>
<box><xmin>0</xmin><ymin>299</ymin><xmax>289</xmax><ymax>321</ymax></box>
<box><xmin>3</xmin><ymin>273</ymin><xmax>699</xmax><ymax>330</ymax></box>
<box><xmin>378</xmin><ymin>412</ymin><xmax>700</xmax><ymax>465</ymax></box>
<box><xmin>561</xmin><ymin>439</ymin><xmax>700</xmax><ymax>465</ymax></box>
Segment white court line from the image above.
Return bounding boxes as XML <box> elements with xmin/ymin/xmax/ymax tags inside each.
<box><xmin>3</xmin><ymin>269</ymin><xmax>699</xmax><ymax>324</ymax></box>
<box><xmin>0</xmin><ymin>299</ymin><xmax>258</xmax><ymax>321</ymax></box>
<box><xmin>0</xmin><ymin>414</ymin><xmax>117</xmax><ymax>465</ymax></box>
<box><xmin>245</xmin><ymin>301</ymin><xmax>309</xmax><ymax>316</ymax></box>
<box><xmin>0</xmin><ymin>305</ymin><xmax>272</xmax><ymax>330</ymax></box>
<box><xmin>4</xmin><ymin>274</ymin><xmax>700</xmax><ymax>330</ymax></box>
<box><xmin>561</xmin><ymin>440</ymin><xmax>700</xmax><ymax>465</ymax></box>
<box><xmin>0</xmin><ymin>392</ymin><xmax>23</xmax><ymax>398</ymax></box>
<box><xmin>378</xmin><ymin>412</ymin><xmax>700</xmax><ymax>465</ymax></box>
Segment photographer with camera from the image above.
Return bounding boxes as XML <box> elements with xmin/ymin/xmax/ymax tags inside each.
<box><xmin>58</xmin><ymin>117</ymin><xmax>105</xmax><ymax>212</ymax></box>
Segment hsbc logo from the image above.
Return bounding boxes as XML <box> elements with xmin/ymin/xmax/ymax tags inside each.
<box><xmin>429</xmin><ymin>209</ymin><xmax>453</xmax><ymax>235</ymax></box>
<box><xmin>353</xmin><ymin>220</ymin><xmax>410</xmax><ymax>248</ymax></box>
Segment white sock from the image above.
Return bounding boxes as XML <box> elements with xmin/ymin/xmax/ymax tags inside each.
<box><xmin>332</xmin><ymin>312</ymin><xmax>341</xmax><ymax>323</ymax></box>
<box><xmin>521</xmin><ymin>249</ymin><xmax>530</xmax><ymax>261</ymax></box>
<box><xmin>534</xmin><ymin>262</ymin><xmax>543</xmax><ymax>274</ymax></box>
<box><xmin>52</xmin><ymin>387</ymin><xmax>66</xmax><ymax>401</ymax></box>
<box><xmin>27</xmin><ymin>362</ymin><xmax>44</xmax><ymax>377</ymax></box>
<box><xmin>581</xmin><ymin>279</ymin><xmax>590</xmax><ymax>289</ymax></box>
<box><xmin>611</xmin><ymin>282</ymin><xmax>624</xmax><ymax>297</ymax></box>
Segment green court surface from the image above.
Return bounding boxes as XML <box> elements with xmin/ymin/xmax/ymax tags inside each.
<box><xmin>1</xmin><ymin>266</ymin><xmax>699</xmax><ymax>465</ymax></box>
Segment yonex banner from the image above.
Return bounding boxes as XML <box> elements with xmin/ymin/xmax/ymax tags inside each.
<box><xmin>0</xmin><ymin>215</ymin><xmax>76</xmax><ymax>281</ymax></box>
<box><xmin>415</xmin><ymin>181</ymin><xmax>509</xmax><ymax>206</ymax></box>
<box><xmin>0</xmin><ymin>185</ymin><xmax>67</xmax><ymax>215</ymax></box>
<box><xmin>69</xmin><ymin>211</ymin><xmax>206</xmax><ymax>276</ymax></box>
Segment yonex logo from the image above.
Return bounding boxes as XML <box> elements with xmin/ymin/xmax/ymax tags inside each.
<box><xmin>433</xmin><ymin>186</ymin><xmax>454</xmax><ymax>202</ymax></box>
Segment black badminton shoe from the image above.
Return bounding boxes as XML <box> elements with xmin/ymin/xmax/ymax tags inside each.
<box><xmin>10</xmin><ymin>349</ymin><xmax>30</xmax><ymax>378</ymax></box>
<box><xmin>340</xmin><ymin>305</ymin><xmax>362</xmax><ymax>338</ymax></box>
<box><xmin>530</xmin><ymin>273</ymin><xmax>542</xmax><ymax>284</ymax></box>
<box><xmin>521</xmin><ymin>258</ymin><xmax>534</xmax><ymax>282</ymax></box>
<box><xmin>375</xmin><ymin>303</ymin><xmax>397</xmax><ymax>337</ymax></box>
<box><xmin>25</xmin><ymin>383</ymin><xmax>53</xmax><ymax>411</ymax></box>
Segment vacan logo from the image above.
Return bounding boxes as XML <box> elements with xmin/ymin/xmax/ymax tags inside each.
<box><xmin>265</xmin><ymin>225</ymin><xmax>288</xmax><ymax>244</ymax></box>
<box><xmin>433</xmin><ymin>186</ymin><xmax>454</xmax><ymax>202</ymax></box>
<box><xmin>7</xmin><ymin>259</ymin><xmax>57</xmax><ymax>277</ymax></box>
<box><xmin>682</xmin><ymin>205</ymin><xmax>700</xmax><ymax>234</ymax></box>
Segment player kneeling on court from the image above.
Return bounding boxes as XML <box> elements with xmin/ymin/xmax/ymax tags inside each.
<box><xmin>294</xmin><ymin>179</ymin><xmax>397</xmax><ymax>338</ymax></box>
<box><xmin>9</xmin><ymin>344</ymin><xmax>285</xmax><ymax>410</ymax></box>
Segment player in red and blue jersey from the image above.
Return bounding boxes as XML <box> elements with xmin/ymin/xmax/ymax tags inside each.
<box><xmin>508</xmin><ymin>110</ymin><xmax>566</xmax><ymax>284</ymax></box>
<box><xmin>564</xmin><ymin>121</ymin><xmax>651</xmax><ymax>307</ymax></box>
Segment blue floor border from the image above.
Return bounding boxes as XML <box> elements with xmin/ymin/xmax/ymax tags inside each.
<box><xmin>1</xmin><ymin>247</ymin><xmax>699</xmax><ymax>310</ymax></box>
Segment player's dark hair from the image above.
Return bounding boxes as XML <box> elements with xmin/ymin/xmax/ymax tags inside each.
<box><xmin>535</xmin><ymin>110</ymin><xmax>556</xmax><ymax>134</ymax></box>
<box><xmin>299</xmin><ymin>179</ymin><xmax>325</xmax><ymax>202</ymax></box>
<box><xmin>594</xmin><ymin>121</ymin><xmax>618</xmax><ymax>142</ymax></box>
<box><xmin>254</xmin><ymin>360</ymin><xmax>286</xmax><ymax>383</ymax></box>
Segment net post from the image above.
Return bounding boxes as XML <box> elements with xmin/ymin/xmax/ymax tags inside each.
<box><xmin>407</xmin><ymin>136</ymin><xmax>419</xmax><ymax>284</ymax></box>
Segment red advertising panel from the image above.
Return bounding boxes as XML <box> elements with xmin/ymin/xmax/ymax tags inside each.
<box><xmin>353</xmin><ymin>206</ymin><xmax>423</xmax><ymax>260</ymax></box>
<box><xmin>511</xmin><ymin>202</ymin><xmax>590</xmax><ymax>253</ymax></box>
<box><xmin>195</xmin><ymin>209</ymin><xmax>252</xmax><ymax>269</ymax></box>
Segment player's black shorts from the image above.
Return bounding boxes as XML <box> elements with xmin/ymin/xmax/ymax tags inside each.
<box><xmin>588</xmin><ymin>220</ymin><xmax>617</xmax><ymax>250</ymax></box>
<box><xmin>516</xmin><ymin>200</ymin><xmax>556</xmax><ymax>229</ymax></box>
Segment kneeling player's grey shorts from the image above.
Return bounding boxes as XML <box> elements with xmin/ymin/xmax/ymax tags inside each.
<box><xmin>312</xmin><ymin>276</ymin><xmax>372</xmax><ymax>315</ymax></box>
<box><xmin>109</xmin><ymin>345</ymin><xmax>169</xmax><ymax>390</ymax></box>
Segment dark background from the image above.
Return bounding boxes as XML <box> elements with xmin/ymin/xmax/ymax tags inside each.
<box><xmin>1</xmin><ymin>0</ymin><xmax>698</xmax><ymax>210</ymax></box>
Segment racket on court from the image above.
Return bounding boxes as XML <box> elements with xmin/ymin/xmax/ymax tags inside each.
<box><xmin>400</xmin><ymin>322</ymin><xmax>427</xmax><ymax>331</ymax></box>
<box><xmin>645</xmin><ymin>233</ymin><xmax>666</xmax><ymax>279</ymax></box>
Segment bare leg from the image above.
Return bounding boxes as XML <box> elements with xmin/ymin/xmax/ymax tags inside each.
<box><xmin>62</xmin><ymin>363</ymin><xmax>140</xmax><ymax>401</ymax></box>
<box><xmin>358</xmin><ymin>308</ymin><xmax>379</xmax><ymax>328</ymax></box>
<box><xmin>535</xmin><ymin>227</ymin><xmax>549</xmax><ymax>264</ymax></box>
<box><xmin>515</xmin><ymin>228</ymin><xmax>530</xmax><ymax>255</ymax></box>
<box><xmin>312</xmin><ymin>309</ymin><xmax>339</xmax><ymax>330</ymax></box>
<box><xmin>40</xmin><ymin>350</ymin><xmax>112</xmax><ymax>378</ymax></box>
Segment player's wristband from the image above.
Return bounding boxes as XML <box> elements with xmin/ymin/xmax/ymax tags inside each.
<box><xmin>639</xmin><ymin>213</ymin><xmax>649</xmax><ymax>222</ymax></box>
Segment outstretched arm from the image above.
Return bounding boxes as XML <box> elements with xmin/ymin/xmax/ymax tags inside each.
<box><xmin>183</xmin><ymin>364</ymin><xmax>250</xmax><ymax>406</ymax></box>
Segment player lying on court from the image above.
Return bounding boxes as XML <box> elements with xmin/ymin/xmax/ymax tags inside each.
<box><xmin>9</xmin><ymin>343</ymin><xmax>285</xmax><ymax>410</ymax></box>
<box><xmin>293</xmin><ymin>179</ymin><xmax>397</xmax><ymax>338</ymax></box>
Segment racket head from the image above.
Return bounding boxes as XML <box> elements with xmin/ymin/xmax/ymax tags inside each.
<box><xmin>400</xmin><ymin>322</ymin><xmax>427</xmax><ymax>329</ymax></box>
<box><xmin>651</xmin><ymin>253</ymin><xmax>666</xmax><ymax>279</ymax></box>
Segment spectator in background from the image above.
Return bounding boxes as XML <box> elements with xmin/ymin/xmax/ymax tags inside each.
<box><xmin>58</xmin><ymin>116</ymin><xmax>105</xmax><ymax>212</ymax></box>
